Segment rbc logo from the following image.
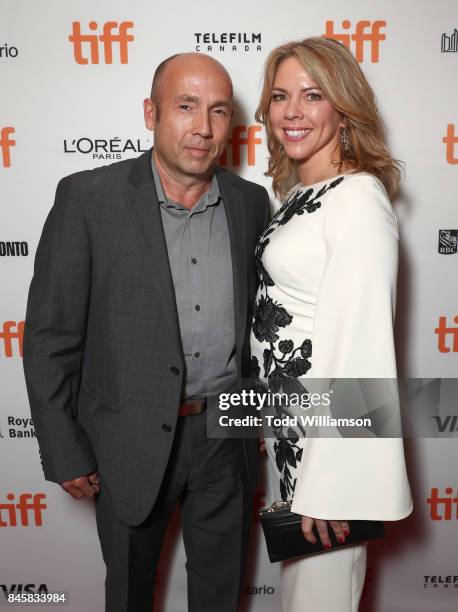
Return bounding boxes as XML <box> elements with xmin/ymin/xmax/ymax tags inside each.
<box><xmin>323</xmin><ymin>20</ymin><xmax>386</xmax><ymax>63</ymax></box>
<box><xmin>219</xmin><ymin>125</ymin><xmax>262</xmax><ymax>167</ymax></box>
<box><xmin>69</xmin><ymin>21</ymin><xmax>134</xmax><ymax>65</ymax></box>
<box><xmin>0</xmin><ymin>127</ymin><xmax>16</xmax><ymax>168</ymax></box>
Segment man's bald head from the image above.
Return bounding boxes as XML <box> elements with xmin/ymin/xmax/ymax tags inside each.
<box><xmin>150</xmin><ymin>52</ymin><xmax>233</xmax><ymax>117</ymax></box>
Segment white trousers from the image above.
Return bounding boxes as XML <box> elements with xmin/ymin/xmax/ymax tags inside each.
<box><xmin>281</xmin><ymin>542</ymin><xmax>367</xmax><ymax>612</ymax></box>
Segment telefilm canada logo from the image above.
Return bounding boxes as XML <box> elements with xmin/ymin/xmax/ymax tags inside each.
<box><xmin>441</xmin><ymin>29</ymin><xmax>458</xmax><ymax>53</ymax></box>
<box><xmin>438</xmin><ymin>229</ymin><xmax>457</xmax><ymax>254</ymax></box>
<box><xmin>63</xmin><ymin>137</ymin><xmax>150</xmax><ymax>160</ymax></box>
<box><xmin>0</xmin><ymin>241</ymin><xmax>29</xmax><ymax>257</ymax></box>
<box><xmin>424</xmin><ymin>575</ymin><xmax>458</xmax><ymax>589</ymax></box>
<box><xmin>194</xmin><ymin>32</ymin><xmax>262</xmax><ymax>52</ymax></box>
<box><xmin>0</xmin><ymin>43</ymin><xmax>19</xmax><ymax>58</ymax></box>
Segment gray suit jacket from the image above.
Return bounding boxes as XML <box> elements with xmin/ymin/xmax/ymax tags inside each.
<box><xmin>23</xmin><ymin>149</ymin><xmax>270</xmax><ymax>526</ymax></box>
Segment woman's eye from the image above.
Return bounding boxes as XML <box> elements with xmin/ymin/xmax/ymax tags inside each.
<box><xmin>271</xmin><ymin>93</ymin><xmax>286</xmax><ymax>102</ymax></box>
<box><xmin>307</xmin><ymin>92</ymin><xmax>322</xmax><ymax>101</ymax></box>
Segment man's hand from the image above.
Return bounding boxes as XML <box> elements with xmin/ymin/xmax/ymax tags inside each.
<box><xmin>301</xmin><ymin>516</ymin><xmax>350</xmax><ymax>549</ymax></box>
<box><xmin>60</xmin><ymin>470</ymin><xmax>100</xmax><ymax>499</ymax></box>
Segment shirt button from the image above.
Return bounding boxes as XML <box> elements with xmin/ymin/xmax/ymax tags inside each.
<box><xmin>194</xmin><ymin>352</ymin><xmax>200</xmax><ymax>358</ymax></box>
<box><xmin>162</xmin><ymin>424</ymin><xmax>172</xmax><ymax>433</ymax></box>
<box><xmin>195</xmin><ymin>304</ymin><xmax>200</xmax><ymax>311</ymax></box>
<box><xmin>170</xmin><ymin>366</ymin><xmax>180</xmax><ymax>375</ymax></box>
<box><xmin>191</xmin><ymin>257</ymin><xmax>197</xmax><ymax>264</ymax></box>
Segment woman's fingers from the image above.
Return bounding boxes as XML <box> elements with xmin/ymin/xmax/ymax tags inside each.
<box><xmin>315</xmin><ymin>519</ymin><xmax>332</xmax><ymax>548</ymax></box>
<box><xmin>341</xmin><ymin>520</ymin><xmax>350</xmax><ymax>536</ymax></box>
<box><xmin>301</xmin><ymin>516</ymin><xmax>317</xmax><ymax>543</ymax></box>
<box><xmin>301</xmin><ymin>517</ymin><xmax>350</xmax><ymax>548</ymax></box>
<box><xmin>329</xmin><ymin>520</ymin><xmax>346</xmax><ymax>543</ymax></box>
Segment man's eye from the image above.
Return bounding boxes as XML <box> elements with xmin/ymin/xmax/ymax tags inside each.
<box><xmin>179</xmin><ymin>104</ymin><xmax>191</xmax><ymax>110</ymax></box>
<box><xmin>213</xmin><ymin>108</ymin><xmax>227</xmax><ymax>116</ymax></box>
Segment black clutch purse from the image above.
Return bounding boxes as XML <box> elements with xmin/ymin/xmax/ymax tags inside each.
<box><xmin>259</xmin><ymin>500</ymin><xmax>385</xmax><ymax>563</ymax></box>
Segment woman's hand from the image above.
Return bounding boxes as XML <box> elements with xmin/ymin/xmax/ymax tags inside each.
<box><xmin>301</xmin><ymin>516</ymin><xmax>350</xmax><ymax>549</ymax></box>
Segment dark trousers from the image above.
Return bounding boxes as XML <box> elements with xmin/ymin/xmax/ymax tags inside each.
<box><xmin>94</xmin><ymin>411</ymin><xmax>252</xmax><ymax>612</ymax></box>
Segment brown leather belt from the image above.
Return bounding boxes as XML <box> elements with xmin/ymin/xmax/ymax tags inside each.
<box><xmin>178</xmin><ymin>398</ymin><xmax>207</xmax><ymax>417</ymax></box>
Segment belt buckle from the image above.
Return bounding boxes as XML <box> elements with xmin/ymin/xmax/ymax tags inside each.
<box><xmin>179</xmin><ymin>398</ymin><xmax>207</xmax><ymax>417</ymax></box>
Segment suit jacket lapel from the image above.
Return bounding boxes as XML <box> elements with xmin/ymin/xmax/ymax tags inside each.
<box><xmin>216</xmin><ymin>168</ymin><xmax>248</xmax><ymax>374</ymax></box>
<box><xmin>127</xmin><ymin>150</ymin><xmax>182</xmax><ymax>352</ymax></box>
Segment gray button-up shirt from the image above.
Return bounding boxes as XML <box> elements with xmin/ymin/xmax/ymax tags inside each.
<box><xmin>151</xmin><ymin>153</ymin><xmax>236</xmax><ymax>399</ymax></box>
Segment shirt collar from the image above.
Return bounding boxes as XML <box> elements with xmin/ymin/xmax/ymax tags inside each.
<box><xmin>151</xmin><ymin>150</ymin><xmax>221</xmax><ymax>212</ymax></box>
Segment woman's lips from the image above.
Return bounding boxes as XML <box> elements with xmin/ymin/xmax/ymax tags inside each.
<box><xmin>283</xmin><ymin>128</ymin><xmax>312</xmax><ymax>141</ymax></box>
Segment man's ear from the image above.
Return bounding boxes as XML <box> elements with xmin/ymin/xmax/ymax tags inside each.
<box><xmin>143</xmin><ymin>98</ymin><xmax>157</xmax><ymax>131</ymax></box>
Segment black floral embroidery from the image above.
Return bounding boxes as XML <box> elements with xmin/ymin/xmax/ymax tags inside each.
<box><xmin>252</xmin><ymin>295</ymin><xmax>292</xmax><ymax>344</ymax></box>
<box><xmin>251</xmin><ymin>177</ymin><xmax>345</xmax><ymax>500</ymax></box>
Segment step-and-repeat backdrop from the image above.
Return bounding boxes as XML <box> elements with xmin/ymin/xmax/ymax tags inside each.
<box><xmin>1</xmin><ymin>1</ymin><xmax>457</xmax><ymax>610</ymax></box>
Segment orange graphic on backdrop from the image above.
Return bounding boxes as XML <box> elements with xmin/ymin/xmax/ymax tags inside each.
<box><xmin>427</xmin><ymin>487</ymin><xmax>458</xmax><ymax>520</ymax></box>
<box><xmin>434</xmin><ymin>316</ymin><xmax>458</xmax><ymax>353</ymax></box>
<box><xmin>442</xmin><ymin>124</ymin><xmax>458</xmax><ymax>164</ymax></box>
<box><xmin>0</xmin><ymin>493</ymin><xmax>47</xmax><ymax>527</ymax></box>
<box><xmin>0</xmin><ymin>321</ymin><xmax>24</xmax><ymax>357</ymax></box>
<box><xmin>69</xmin><ymin>21</ymin><xmax>134</xmax><ymax>64</ymax></box>
<box><xmin>323</xmin><ymin>20</ymin><xmax>386</xmax><ymax>62</ymax></box>
<box><xmin>0</xmin><ymin>127</ymin><xmax>16</xmax><ymax>167</ymax></box>
<box><xmin>219</xmin><ymin>125</ymin><xmax>262</xmax><ymax>167</ymax></box>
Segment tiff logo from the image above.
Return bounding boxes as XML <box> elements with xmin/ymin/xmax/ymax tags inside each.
<box><xmin>0</xmin><ymin>127</ymin><xmax>16</xmax><ymax>168</ymax></box>
<box><xmin>442</xmin><ymin>124</ymin><xmax>458</xmax><ymax>164</ymax></box>
<box><xmin>434</xmin><ymin>316</ymin><xmax>458</xmax><ymax>353</ymax></box>
<box><xmin>427</xmin><ymin>487</ymin><xmax>458</xmax><ymax>520</ymax></box>
<box><xmin>0</xmin><ymin>321</ymin><xmax>24</xmax><ymax>357</ymax></box>
<box><xmin>219</xmin><ymin>125</ymin><xmax>262</xmax><ymax>167</ymax></box>
<box><xmin>69</xmin><ymin>21</ymin><xmax>134</xmax><ymax>65</ymax></box>
<box><xmin>323</xmin><ymin>20</ymin><xmax>386</xmax><ymax>63</ymax></box>
<box><xmin>0</xmin><ymin>493</ymin><xmax>47</xmax><ymax>527</ymax></box>
<box><xmin>441</xmin><ymin>29</ymin><xmax>458</xmax><ymax>53</ymax></box>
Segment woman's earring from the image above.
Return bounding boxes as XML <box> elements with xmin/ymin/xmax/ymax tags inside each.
<box><xmin>340</xmin><ymin>127</ymin><xmax>350</xmax><ymax>152</ymax></box>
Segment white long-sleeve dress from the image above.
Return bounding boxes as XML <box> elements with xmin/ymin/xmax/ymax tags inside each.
<box><xmin>250</xmin><ymin>171</ymin><xmax>413</xmax><ymax>611</ymax></box>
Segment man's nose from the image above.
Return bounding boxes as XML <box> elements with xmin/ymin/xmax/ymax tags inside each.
<box><xmin>192</xmin><ymin>110</ymin><xmax>213</xmax><ymax>138</ymax></box>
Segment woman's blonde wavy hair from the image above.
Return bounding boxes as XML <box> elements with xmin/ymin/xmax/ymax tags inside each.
<box><xmin>255</xmin><ymin>37</ymin><xmax>403</xmax><ymax>200</ymax></box>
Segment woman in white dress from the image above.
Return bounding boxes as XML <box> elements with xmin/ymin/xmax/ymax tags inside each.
<box><xmin>250</xmin><ymin>37</ymin><xmax>413</xmax><ymax>612</ymax></box>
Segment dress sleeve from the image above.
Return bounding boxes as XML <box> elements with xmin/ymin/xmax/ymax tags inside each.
<box><xmin>290</xmin><ymin>174</ymin><xmax>413</xmax><ymax>520</ymax></box>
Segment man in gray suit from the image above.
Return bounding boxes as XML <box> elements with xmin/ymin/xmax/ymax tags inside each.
<box><xmin>22</xmin><ymin>52</ymin><xmax>270</xmax><ymax>612</ymax></box>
